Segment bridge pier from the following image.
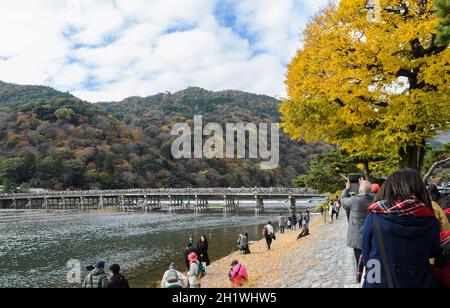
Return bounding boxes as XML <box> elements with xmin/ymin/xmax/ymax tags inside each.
<box><xmin>255</xmin><ymin>196</ymin><xmax>264</xmax><ymax>213</ymax></box>
<box><xmin>224</xmin><ymin>196</ymin><xmax>238</xmax><ymax>213</ymax></box>
<box><xmin>194</xmin><ymin>195</ymin><xmax>209</xmax><ymax>212</ymax></box>
<box><xmin>168</xmin><ymin>196</ymin><xmax>185</xmax><ymax>212</ymax></box>
<box><xmin>146</xmin><ymin>196</ymin><xmax>161</xmax><ymax>211</ymax></box>
<box><xmin>98</xmin><ymin>196</ymin><xmax>104</xmax><ymax>210</ymax></box>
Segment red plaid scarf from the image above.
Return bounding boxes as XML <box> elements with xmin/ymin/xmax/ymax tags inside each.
<box><xmin>368</xmin><ymin>197</ymin><xmax>435</xmax><ymax>217</ymax></box>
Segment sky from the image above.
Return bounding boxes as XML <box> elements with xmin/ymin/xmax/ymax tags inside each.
<box><xmin>0</xmin><ymin>0</ymin><xmax>330</xmax><ymax>102</ymax></box>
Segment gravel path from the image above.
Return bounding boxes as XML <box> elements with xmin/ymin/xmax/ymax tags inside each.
<box><xmin>202</xmin><ymin>215</ymin><xmax>359</xmax><ymax>288</ymax></box>
<box><xmin>274</xmin><ymin>216</ymin><xmax>357</xmax><ymax>288</ymax></box>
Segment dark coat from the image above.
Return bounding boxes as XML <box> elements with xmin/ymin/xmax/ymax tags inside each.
<box><xmin>341</xmin><ymin>189</ymin><xmax>373</xmax><ymax>249</ymax></box>
<box><xmin>106</xmin><ymin>274</ymin><xmax>130</xmax><ymax>289</ymax></box>
<box><xmin>197</xmin><ymin>241</ymin><xmax>210</xmax><ymax>266</ymax></box>
<box><xmin>362</xmin><ymin>213</ymin><xmax>441</xmax><ymax>288</ymax></box>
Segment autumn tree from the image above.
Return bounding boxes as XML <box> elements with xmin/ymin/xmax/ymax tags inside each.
<box><xmin>281</xmin><ymin>0</ymin><xmax>450</xmax><ymax>173</ymax></box>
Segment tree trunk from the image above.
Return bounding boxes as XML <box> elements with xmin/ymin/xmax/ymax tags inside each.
<box><xmin>399</xmin><ymin>141</ymin><xmax>426</xmax><ymax>174</ymax></box>
<box><xmin>362</xmin><ymin>160</ymin><xmax>373</xmax><ymax>182</ymax></box>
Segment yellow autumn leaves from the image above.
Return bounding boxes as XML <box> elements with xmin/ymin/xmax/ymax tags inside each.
<box><xmin>281</xmin><ymin>0</ymin><xmax>450</xmax><ymax>169</ymax></box>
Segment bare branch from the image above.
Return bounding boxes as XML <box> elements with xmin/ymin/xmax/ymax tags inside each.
<box><xmin>423</xmin><ymin>157</ymin><xmax>450</xmax><ymax>184</ymax></box>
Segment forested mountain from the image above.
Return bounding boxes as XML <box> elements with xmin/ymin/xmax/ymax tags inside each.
<box><xmin>0</xmin><ymin>81</ymin><xmax>331</xmax><ymax>191</ymax></box>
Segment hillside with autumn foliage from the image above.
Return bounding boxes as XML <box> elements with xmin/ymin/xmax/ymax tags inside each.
<box><xmin>0</xmin><ymin>81</ymin><xmax>331</xmax><ymax>191</ymax></box>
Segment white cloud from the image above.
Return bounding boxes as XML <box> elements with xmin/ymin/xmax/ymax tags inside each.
<box><xmin>0</xmin><ymin>0</ymin><xmax>329</xmax><ymax>102</ymax></box>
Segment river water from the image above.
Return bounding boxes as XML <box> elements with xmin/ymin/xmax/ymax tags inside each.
<box><xmin>0</xmin><ymin>200</ymin><xmax>319</xmax><ymax>288</ymax></box>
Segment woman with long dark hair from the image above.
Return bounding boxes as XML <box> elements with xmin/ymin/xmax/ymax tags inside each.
<box><xmin>361</xmin><ymin>169</ymin><xmax>441</xmax><ymax>288</ymax></box>
<box><xmin>197</xmin><ymin>235</ymin><xmax>210</xmax><ymax>266</ymax></box>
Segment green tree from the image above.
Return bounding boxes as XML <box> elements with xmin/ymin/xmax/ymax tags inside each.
<box><xmin>36</xmin><ymin>156</ymin><xmax>58</xmax><ymax>180</ymax></box>
<box><xmin>55</xmin><ymin>107</ymin><xmax>75</xmax><ymax>122</ymax></box>
<box><xmin>293</xmin><ymin>150</ymin><xmax>361</xmax><ymax>194</ymax></box>
<box><xmin>2</xmin><ymin>178</ymin><xmax>16</xmax><ymax>193</ymax></box>
<box><xmin>19</xmin><ymin>183</ymin><xmax>31</xmax><ymax>193</ymax></box>
<box><xmin>0</xmin><ymin>155</ymin><xmax>35</xmax><ymax>184</ymax></box>
<box><xmin>435</xmin><ymin>0</ymin><xmax>450</xmax><ymax>46</ymax></box>
<box><xmin>61</xmin><ymin>160</ymin><xmax>86</xmax><ymax>188</ymax></box>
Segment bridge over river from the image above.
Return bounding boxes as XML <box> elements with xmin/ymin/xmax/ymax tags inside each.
<box><xmin>0</xmin><ymin>188</ymin><xmax>324</xmax><ymax>213</ymax></box>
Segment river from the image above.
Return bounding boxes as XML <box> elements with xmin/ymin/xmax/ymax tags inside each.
<box><xmin>0</xmin><ymin>200</ymin><xmax>319</xmax><ymax>288</ymax></box>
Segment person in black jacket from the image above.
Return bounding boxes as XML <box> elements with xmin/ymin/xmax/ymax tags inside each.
<box><xmin>183</xmin><ymin>243</ymin><xmax>199</xmax><ymax>270</ymax></box>
<box><xmin>197</xmin><ymin>235</ymin><xmax>210</xmax><ymax>266</ymax></box>
<box><xmin>106</xmin><ymin>264</ymin><xmax>130</xmax><ymax>289</ymax></box>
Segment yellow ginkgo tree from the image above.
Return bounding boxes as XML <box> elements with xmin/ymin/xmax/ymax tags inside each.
<box><xmin>281</xmin><ymin>0</ymin><xmax>450</xmax><ymax>173</ymax></box>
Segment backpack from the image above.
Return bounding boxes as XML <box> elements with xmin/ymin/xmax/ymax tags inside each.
<box><xmin>166</xmin><ymin>270</ymin><xmax>180</xmax><ymax>284</ymax></box>
<box><xmin>262</xmin><ymin>226</ymin><xmax>268</xmax><ymax>237</ymax></box>
<box><xmin>196</xmin><ymin>262</ymin><xmax>206</xmax><ymax>280</ymax></box>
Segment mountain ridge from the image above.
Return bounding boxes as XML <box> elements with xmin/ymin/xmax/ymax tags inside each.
<box><xmin>0</xmin><ymin>81</ymin><xmax>332</xmax><ymax>191</ymax></box>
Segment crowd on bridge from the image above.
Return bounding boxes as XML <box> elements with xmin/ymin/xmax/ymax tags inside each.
<box><xmin>0</xmin><ymin>187</ymin><xmax>317</xmax><ymax>198</ymax></box>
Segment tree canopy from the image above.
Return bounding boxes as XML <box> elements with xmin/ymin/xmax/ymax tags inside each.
<box><xmin>281</xmin><ymin>0</ymin><xmax>450</xmax><ymax>173</ymax></box>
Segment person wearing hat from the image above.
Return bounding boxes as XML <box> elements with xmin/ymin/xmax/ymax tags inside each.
<box><xmin>82</xmin><ymin>260</ymin><xmax>109</xmax><ymax>288</ymax></box>
<box><xmin>188</xmin><ymin>252</ymin><xmax>202</xmax><ymax>288</ymax></box>
<box><xmin>161</xmin><ymin>263</ymin><xmax>187</xmax><ymax>288</ymax></box>
<box><xmin>228</xmin><ymin>260</ymin><xmax>248</xmax><ymax>287</ymax></box>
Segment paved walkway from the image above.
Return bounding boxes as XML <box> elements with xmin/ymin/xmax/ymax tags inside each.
<box><xmin>272</xmin><ymin>216</ymin><xmax>357</xmax><ymax>288</ymax></box>
<box><xmin>202</xmin><ymin>215</ymin><xmax>359</xmax><ymax>288</ymax></box>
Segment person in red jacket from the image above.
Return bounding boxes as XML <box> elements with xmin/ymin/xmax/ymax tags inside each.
<box><xmin>228</xmin><ymin>260</ymin><xmax>248</xmax><ymax>287</ymax></box>
<box><xmin>433</xmin><ymin>231</ymin><xmax>450</xmax><ymax>288</ymax></box>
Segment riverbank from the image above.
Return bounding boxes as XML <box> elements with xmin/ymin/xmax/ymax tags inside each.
<box><xmin>201</xmin><ymin>215</ymin><xmax>357</xmax><ymax>288</ymax></box>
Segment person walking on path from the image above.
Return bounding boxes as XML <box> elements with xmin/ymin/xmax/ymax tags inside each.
<box><xmin>228</xmin><ymin>260</ymin><xmax>248</xmax><ymax>288</ymax></box>
<box><xmin>161</xmin><ymin>263</ymin><xmax>187</xmax><ymax>288</ymax></box>
<box><xmin>188</xmin><ymin>252</ymin><xmax>204</xmax><ymax>288</ymax></box>
<box><xmin>335</xmin><ymin>200</ymin><xmax>341</xmax><ymax>219</ymax></box>
<box><xmin>243</xmin><ymin>233</ymin><xmax>251</xmax><ymax>254</ymax></box>
<box><xmin>263</xmin><ymin>222</ymin><xmax>275</xmax><ymax>251</ymax></box>
<box><xmin>237</xmin><ymin>233</ymin><xmax>251</xmax><ymax>254</ymax></box>
<box><xmin>361</xmin><ymin>169</ymin><xmax>441</xmax><ymax>288</ymax></box>
<box><xmin>106</xmin><ymin>264</ymin><xmax>130</xmax><ymax>289</ymax></box>
<box><xmin>278</xmin><ymin>214</ymin><xmax>286</xmax><ymax>234</ymax></box>
<box><xmin>304</xmin><ymin>210</ymin><xmax>311</xmax><ymax>229</ymax></box>
<box><xmin>321</xmin><ymin>203</ymin><xmax>327</xmax><ymax>223</ymax></box>
<box><xmin>291</xmin><ymin>214</ymin><xmax>298</xmax><ymax>231</ymax></box>
<box><xmin>297</xmin><ymin>211</ymin><xmax>304</xmax><ymax>229</ymax></box>
<box><xmin>341</xmin><ymin>179</ymin><xmax>373</xmax><ymax>275</ymax></box>
<box><xmin>329</xmin><ymin>201</ymin><xmax>337</xmax><ymax>223</ymax></box>
<box><xmin>197</xmin><ymin>235</ymin><xmax>211</xmax><ymax>266</ymax></box>
<box><xmin>82</xmin><ymin>260</ymin><xmax>109</xmax><ymax>289</ymax></box>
